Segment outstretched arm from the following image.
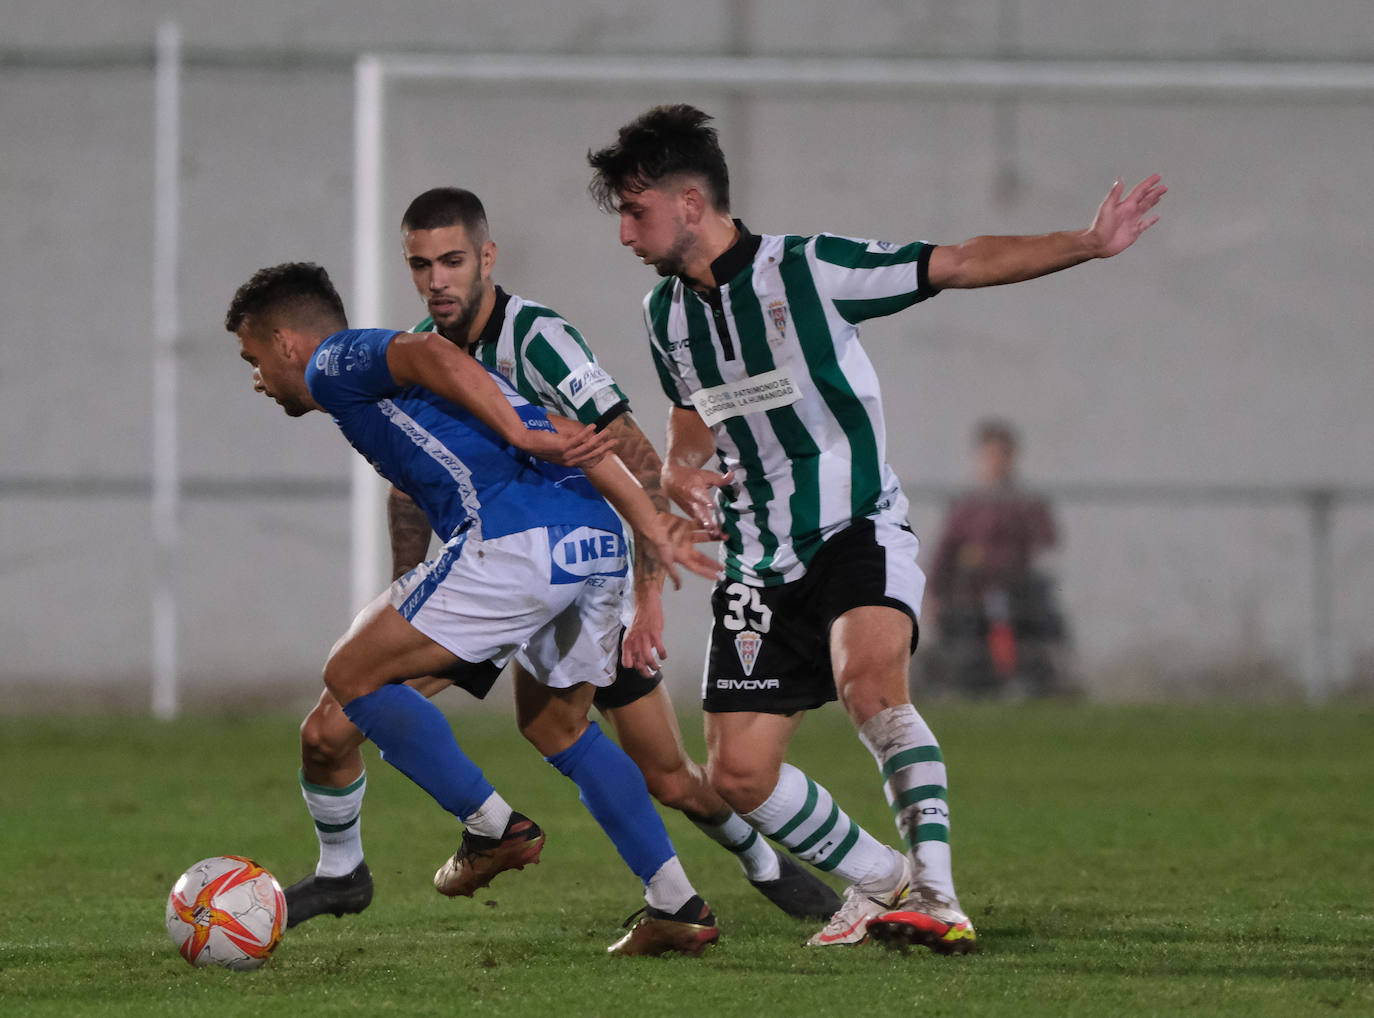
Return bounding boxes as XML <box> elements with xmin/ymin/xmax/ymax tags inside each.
<box><xmin>928</xmin><ymin>174</ymin><xmax>1165</xmax><ymax>290</ymax></box>
<box><xmin>386</xmin><ymin>332</ymin><xmax>615</xmax><ymax>467</ymax></box>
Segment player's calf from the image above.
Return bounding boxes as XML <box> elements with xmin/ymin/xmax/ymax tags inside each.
<box><xmin>299</xmin><ymin>691</ymin><xmax>367</xmax><ymax>777</ymax></box>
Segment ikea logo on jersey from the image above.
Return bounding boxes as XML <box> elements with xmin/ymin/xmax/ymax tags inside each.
<box><xmin>548</xmin><ymin>526</ymin><xmax>628</xmax><ymax>584</ymax></box>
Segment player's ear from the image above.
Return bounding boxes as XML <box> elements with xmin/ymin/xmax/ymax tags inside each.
<box><xmin>680</xmin><ymin>184</ymin><xmax>705</xmax><ymax>225</ymax></box>
<box><xmin>480</xmin><ymin>239</ymin><xmax>498</xmax><ymax>279</ymax></box>
<box><xmin>271</xmin><ymin>327</ymin><xmax>300</xmax><ymax>363</ymax></box>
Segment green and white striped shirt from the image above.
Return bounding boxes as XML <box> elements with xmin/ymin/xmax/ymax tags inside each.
<box><xmin>415</xmin><ymin>286</ymin><xmax>628</xmax><ymax>425</ymax></box>
<box><xmin>645</xmin><ymin>226</ymin><xmax>939</xmax><ymax>585</ymax></box>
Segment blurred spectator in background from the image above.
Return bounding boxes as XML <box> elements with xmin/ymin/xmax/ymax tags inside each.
<box><xmin>921</xmin><ymin>419</ymin><xmax>1070</xmax><ymax>698</ymax></box>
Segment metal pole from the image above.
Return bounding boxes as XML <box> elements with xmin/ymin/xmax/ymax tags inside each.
<box><xmin>151</xmin><ymin>22</ymin><xmax>182</xmax><ymax>720</ymax></box>
<box><xmin>350</xmin><ymin>55</ymin><xmax>388</xmax><ymax>612</ymax></box>
<box><xmin>1306</xmin><ymin>489</ymin><xmax>1336</xmax><ymax>702</ymax></box>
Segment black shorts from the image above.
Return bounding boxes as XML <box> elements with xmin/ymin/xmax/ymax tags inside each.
<box><xmin>445</xmin><ymin>659</ymin><xmax>503</xmax><ymax>700</ymax></box>
<box><xmin>593</xmin><ymin>659</ymin><xmax>664</xmax><ymax>711</ymax></box>
<box><xmin>701</xmin><ymin>518</ymin><xmax>922</xmax><ymax>715</ymax></box>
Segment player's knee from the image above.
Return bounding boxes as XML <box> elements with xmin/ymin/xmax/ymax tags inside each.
<box><xmin>299</xmin><ymin>702</ymin><xmax>358</xmax><ymax>769</ymax></box>
<box><xmin>642</xmin><ymin>763</ymin><xmax>697</xmax><ymax>812</ymax></box>
<box><xmin>706</xmin><ymin>756</ymin><xmax>771</xmax><ymax>815</ymax></box>
<box><xmin>520</xmin><ymin>714</ymin><xmax>588</xmax><ymax>758</ymax></box>
<box><xmin>321</xmin><ymin>653</ymin><xmax>371</xmax><ymax>707</ymax></box>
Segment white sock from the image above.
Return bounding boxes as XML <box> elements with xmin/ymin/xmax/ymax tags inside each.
<box><xmin>300</xmin><ymin>770</ymin><xmax>366</xmax><ymax>878</ymax></box>
<box><xmin>743</xmin><ymin>763</ymin><xmax>906</xmax><ymax>894</ymax></box>
<box><xmin>644</xmin><ymin>856</ymin><xmax>697</xmax><ymax>915</ymax></box>
<box><xmin>858</xmin><ymin>703</ymin><xmax>958</xmax><ymax>905</ymax></box>
<box><xmin>461</xmin><ymin>790</ymin><xmax>514</xmax><ymax>840</ymax></box>
<box><xmin>690</xmin><ymin>812</ymin><xmax>780</xmax><ymax>883</ymax></box>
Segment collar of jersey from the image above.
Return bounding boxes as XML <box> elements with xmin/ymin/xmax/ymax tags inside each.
<box><xmin>680</xmin><ymin>219</ymin><xmax>760</xmax><ymax>293</ymax></box>
<box><xmin>470</xmin><ymin>285</ymin><xmax>511</xmax><ymax>353</ymax></box>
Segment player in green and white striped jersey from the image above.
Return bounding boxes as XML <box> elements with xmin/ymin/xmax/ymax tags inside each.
<box><xmin>589</xmin><ymin>104</ymin><xmax>1165</xmax><ymax>953</ymax></box>
<box><xmin>282</xmin><ymin>187</ymin><xmax>840</xmax><ymax>945</ymax></box>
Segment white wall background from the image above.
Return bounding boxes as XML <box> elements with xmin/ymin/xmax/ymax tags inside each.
<box><xmin>2</xmin><ymin>1</ymin><xmax>1372</xmax><ymax>712</ymax></box>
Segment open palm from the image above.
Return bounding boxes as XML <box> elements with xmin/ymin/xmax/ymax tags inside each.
<box><xmin>1090</xmin><ymin>174</ymin><xmax>1167</xmax><ymax>257</ymax></box>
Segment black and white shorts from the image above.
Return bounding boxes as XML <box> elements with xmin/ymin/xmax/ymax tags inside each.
<box><xmin>700</xmin><ymin>518</ymin><xmax>923</xmax><ymax>715</ymax></box>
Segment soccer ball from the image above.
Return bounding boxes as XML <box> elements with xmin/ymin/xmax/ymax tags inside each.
<box><xmin>165</xmin><ymin>855</ymin><xmax>286</xmax><ymax>970</ymax></box>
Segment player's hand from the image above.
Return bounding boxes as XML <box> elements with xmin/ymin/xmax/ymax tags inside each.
<box><xmin>622</xmin><ymin>585</ymin><xmax>667</xmax><ymax>677</ymax></box>
<box><xmin>662</xmin><ymin>462</ymin><xmax>734</xmax><ymax>539</ymax></box>
<box><xmin>523</xmin><ymin>423</ymin><xmax>617</xmax><ymax>469</ymax></box>
<box><xmin>1088</xmin><ymin>174</ymin><xmax>1166</xmax><ymax>258</ymax></box>
<box><xmin>642</xmin><ymin>511</ymin><xmax>722</xmax><ymax>590</ymax></box>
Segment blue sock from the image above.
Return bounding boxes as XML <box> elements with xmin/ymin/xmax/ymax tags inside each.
<box><xmin>342</xmin><ymin>684</ymin><xmax>494</xmax><ymax>821</ymax></box>
<box><xmin>545</xmin><ymin>722</ymin><xmax>675</xmax><ymax>884</ymax></box>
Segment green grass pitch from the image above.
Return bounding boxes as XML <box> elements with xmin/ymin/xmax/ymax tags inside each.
<box><xmin>1</xmin><ymin>700</ymin><xmax>1370</xmax><ymax>1017</ymax></box>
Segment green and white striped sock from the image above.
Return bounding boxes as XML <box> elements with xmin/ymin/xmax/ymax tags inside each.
<box><xmin>690</xmin><ymin>811</ymin><xmax>780</xmax><ymax>883</ymax></box>
<box><xmin>299</xmin><ymin>769</ymin><xmax>366</xmax><ymax>878</ymax></box>
<box><xmin>744</xmin><ymin>763</ymin><xmax>905</xmax><ymax>892</ymax></box>
<box><xmin>858</xmin><ymin>704</ymin><xmax>957</xmax><ymax>904</ymax></box>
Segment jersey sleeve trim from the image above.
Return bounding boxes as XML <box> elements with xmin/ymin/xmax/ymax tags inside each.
<box><xmin>917</xmin><ymin>242</ymin><xmax>939</xmax><ymax>297</ymax></box>
<box><xmin>593</xmin><ymin>400</ymin><xmax>631</xmax><ymax>432</ymax></box>
<box><xmin>809</xmin><ymin>235</ymin><xmax>941</xmax><ymax>325</ymax></box>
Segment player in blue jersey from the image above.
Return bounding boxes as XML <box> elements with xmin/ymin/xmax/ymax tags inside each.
<box><xmin>278</xmin><ymin>187</ymin><xmax>840</xmax><ymax>933</ymax></box>
<box><xmin>225</xmin><ymin>261</ymin><xmax>722</xmax><ymax>956</ymax></box>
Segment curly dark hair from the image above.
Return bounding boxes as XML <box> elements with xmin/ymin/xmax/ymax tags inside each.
<box><xmin>224</xmin><ymin>262</ymin><xmax>347</xmax><ymax>334</ymax></box>
<box><xmin>587</xmin><ymin>104</ymin><xmax>730</xmax><ymax>213</ymax></box>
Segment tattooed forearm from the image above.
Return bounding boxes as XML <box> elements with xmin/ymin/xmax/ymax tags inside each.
<box><xmin>606</xmin><ymin>413</ymin><xmax>669</xmax><ymax>513</ymax></box>
<box><xmin>387</xmin><ymin>486</ymin><xmax>433</xmax><ymax>581</ymax></box>
<box><xmin>605</xmin><ymin>413</ymin><xmax>670</xmax><ymax>590</ymax></box>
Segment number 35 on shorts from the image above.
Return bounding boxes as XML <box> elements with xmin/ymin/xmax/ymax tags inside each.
<box><xmin>722</xmin><ymin>581</ymin><xmax>772</xmax><ymax>633</ymax></box>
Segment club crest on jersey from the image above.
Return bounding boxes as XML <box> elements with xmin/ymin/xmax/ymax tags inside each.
<box><xmin>767</xmin><ymin>301</ymin><xmax>788</xmax><ymax>345</ymax></box>
<box><xmin>734</xmin><ymin>629</ymin><xmax>763</xmax><ymax>676</ymax></box>
<box><xmin>497</xmin><ymin>357</ymin><xmax>516</xmax><ymax>380</ymax></box>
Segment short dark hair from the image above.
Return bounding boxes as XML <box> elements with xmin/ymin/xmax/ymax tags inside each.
<box><xmin>587</xmin><ymin>104</ymin><xmax>730</xmax><ymax>213</ymax></box>
<box><xmin>974</xmin><ymin>417</ymin><xmax>1019</xmax><ymax>451</ymax></box>
<box><xmin>224</xmin><ymin>262</ymin><xmax>347</xmax><ymax>335</ymax></box>
<box><xmin>400</xmin><ymin>187</ymin><xmax>489</xmax><ymax>241</ymax></box>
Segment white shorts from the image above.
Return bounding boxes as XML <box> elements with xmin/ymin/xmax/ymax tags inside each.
<box><xmin>389</xmin><ymin>523</ymin><xmax>628</xmax><ymax>689</ymax></box>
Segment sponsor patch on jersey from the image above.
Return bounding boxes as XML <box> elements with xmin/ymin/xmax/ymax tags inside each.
<box><xmin>734</xmin><ymin>629</ymin><xmax>763</xmax><ymax>676</ymax></box>
<box><xmin>548</xmin><ymin>526</ymin><xmax>628</xmax><ymax>584</ymax></box>
<box><xmin>690</xmin><ymin>366</ymin><xmax>803</xmax><ymax>427</ymax></box>
<box><xmin>557</xmin><ymin>362</ymin><xmax>615</xmax><ymax>409</ymax></box>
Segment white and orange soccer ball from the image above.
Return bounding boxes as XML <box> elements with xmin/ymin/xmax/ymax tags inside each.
<box><xmin>165</xmin><ymin>855</ymin><xmax>286</xmax><ymax>970</ymax></box>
